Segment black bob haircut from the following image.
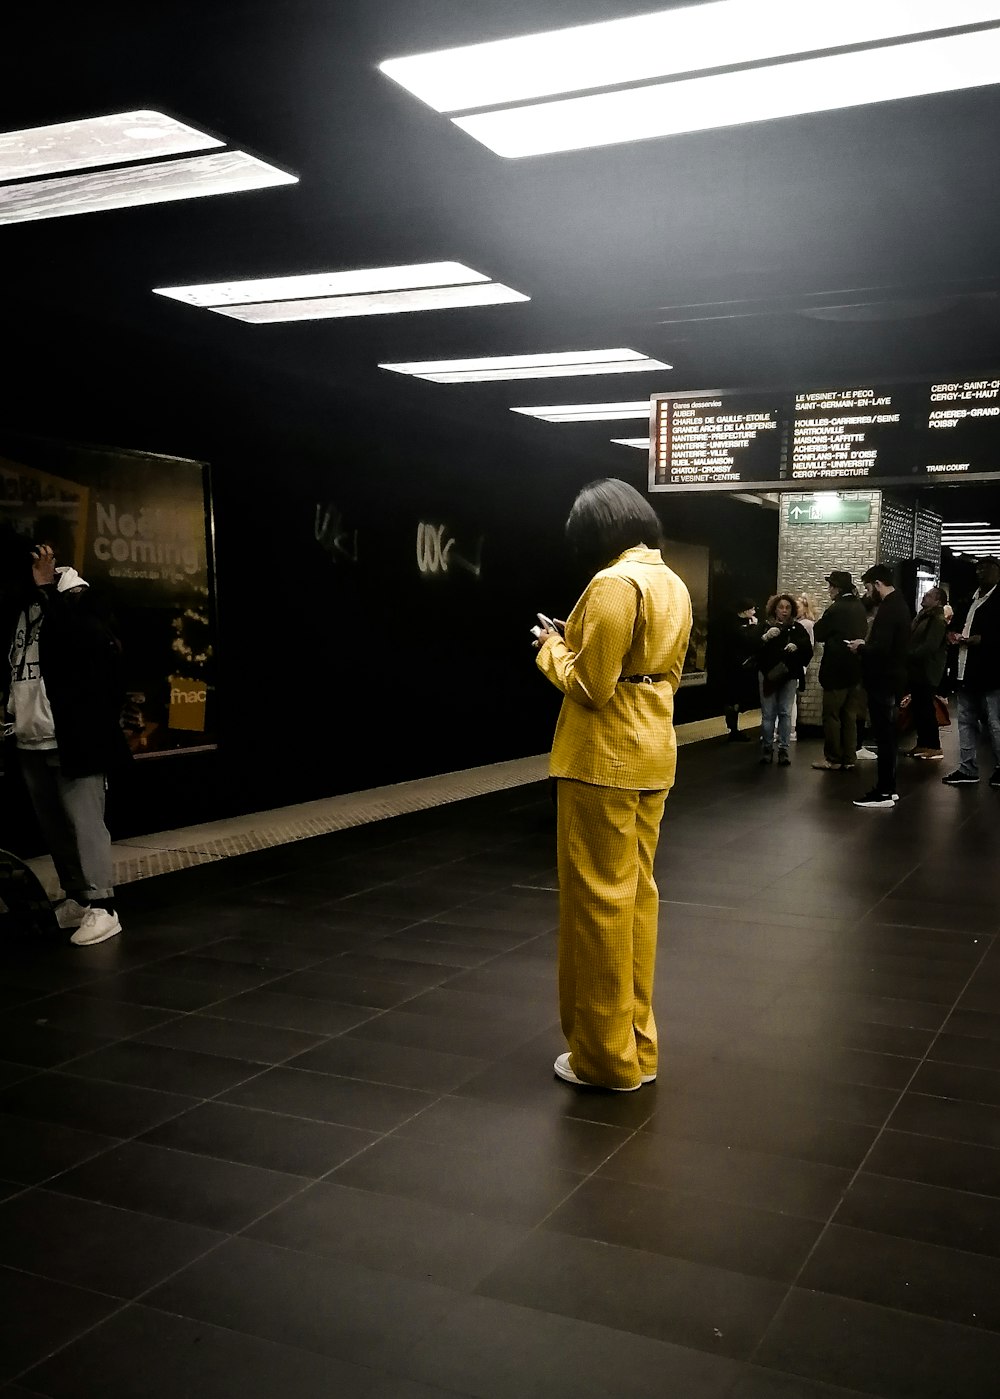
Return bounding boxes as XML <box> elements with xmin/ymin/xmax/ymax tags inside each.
<box><xmin>565</xmin><ymin>479</ymin><xmax>662</xmax><ymax>573</ymax></box>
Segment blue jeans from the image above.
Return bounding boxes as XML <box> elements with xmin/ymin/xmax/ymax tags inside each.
<box><xmin>957</xmin><ymin>687</ymin><xmax>1000</xmax><ymax>776</ymax></box>
<box><xmin>759</xmin><ymin>675</ymin><xmax>797</xmax><ymax>752</ymax></box>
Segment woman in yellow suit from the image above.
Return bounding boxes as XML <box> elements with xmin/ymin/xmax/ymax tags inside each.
<box><xmin>535</xmin><ymin>480</ymin><xmax>692</xmax><ymax>1092</ymax></box>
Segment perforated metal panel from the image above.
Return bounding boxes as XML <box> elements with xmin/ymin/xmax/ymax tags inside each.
<box><xmin>914</xmin><ymin>508</ymin><xmax>943</xmax><ymax>565</ymax></box>
<box><xmin>878</xmin><ymin>496</ymin><xmax>914</xmax><ymax>567</ymax></box>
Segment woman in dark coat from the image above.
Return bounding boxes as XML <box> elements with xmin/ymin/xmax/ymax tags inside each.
<box><xmin>707</xmin><ymin>597</ymin><xmax>757</xmax><ymax>741</ymax></box>
<box><xmin>753</xmin><ymin>594</ymin><xmax>813</xmax><ymax>766</ymax></box>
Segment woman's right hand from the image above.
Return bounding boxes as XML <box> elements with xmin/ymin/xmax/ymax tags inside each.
<box><xmin>763</xmin><ymin>626</ymin><xmax>781</xmax><ymax>641</ymax></box>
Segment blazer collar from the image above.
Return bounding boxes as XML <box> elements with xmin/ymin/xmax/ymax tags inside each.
<box><xmin>613</xmin><ymin>546</ymin><xmax>662</xmax><ymax>566</ymax></box>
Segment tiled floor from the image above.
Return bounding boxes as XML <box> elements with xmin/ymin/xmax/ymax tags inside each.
<box><xmin>0</xmin><ymin>733</ymin><xmax>998</xmax><ymax>1398</ymax></box>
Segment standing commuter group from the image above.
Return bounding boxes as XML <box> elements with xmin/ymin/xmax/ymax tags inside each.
<box><xmin>716</xmin><ymin>555</ymin><xmax>1000</xmax><ymax>808</ymax></box>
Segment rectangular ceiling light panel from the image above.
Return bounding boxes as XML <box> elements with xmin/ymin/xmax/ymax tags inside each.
<box><xmin>0</xmin><ymin>111</ymin><xmax>223</xmax><ymax>182</ymax></box>
<box><xmin>154</xmin><ymin>261</ymin><xmax>492</xmax><ymax>308</ymax></box>
<box><xmin>209</xmin><ymin>282</ymin><xmax>528</xmax><ymax>322</ymax></box>
<box><xmin>512</xmin><ymin>401</ymin><xmax>652</xmax><ymax>421</ymax></box>
<box><xmin>455</xmin><ymin>27</ymin><xmax>1000</xmax><ymax>156</ymax></box>
<box><xmin>611</xmin><ymin>437</ymin><xmax>651</xmax><ymax>448</ymax></box>
<box><xmin>380</xmin><ymin>1</ymin><xmax>1000</xmax><ymax>113</ymax></box>
<box><xmin>381</xmin><ymin>349</ymin><xmax>670</xmax><ymax>383</ymax></box>
<box><xmin>414</xmin><ymin>361</ymin><xmax>665</xmax><ymax>383</ymax></box>
<box><xmin>0</xmin><ymin>149</ymin><xmax>297</xmax><ymax>226</ymax></box>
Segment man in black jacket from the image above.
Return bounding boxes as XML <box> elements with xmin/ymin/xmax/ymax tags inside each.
<box><xmin>847</xmin><ymin>564</ymin><xmax>911</xmax><ymax>809</ymax></box>
<box><xmin>2</xmin><ymin>541</ymin><xmax>128</xmax><ymax>945</ymax></box>
<box><xmin>943</xmin><ymin>555</ymin><xmax>1000</xmax><ymax>788</ymax></box>
<box><xmin>812</xmin><ymin>571</ymin><xmax>868</xmax><ymax>771</ymax></box>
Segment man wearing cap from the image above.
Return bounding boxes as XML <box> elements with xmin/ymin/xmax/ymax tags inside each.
<box><xmin>846</xmin><ymin>564</ymin><xmax>912</xmax><ymax>808</ymax></box>
<box><xmin>811</xmin><ymin>571</ymin><xmax>868</xmax><ymax>771</ymax></box>
<box><xmin>943</xmin><ymin>555</ymin><xmax>1000</xmax><ymax>789</ymax></box>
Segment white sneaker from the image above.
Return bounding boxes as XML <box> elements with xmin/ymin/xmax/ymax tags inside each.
<box><xmin>856</xmin><ymin>747</ymin><xmax>878</xmax><ymax>761</ymax></box>
<box><xmin>553</xmin><ymin>1051</ymin><xmax>651</xmax><ymax>1091</ymax></box>
<box><xmin>54</xmin><ymin>898</ymin><xmax>89</xmax><ymax>930</ymax></box>
<box><xmin>70</xmin><ymin>907</ymin><xmax>122</xmax><ymax>946</ymax></box>
<box><xmin>853</xmin><ymin>790</ymin><xmax>896</xmax><ymax>809</ymax></box>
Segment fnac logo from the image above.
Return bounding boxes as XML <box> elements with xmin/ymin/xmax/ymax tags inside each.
<box><xmin>168</xmin><ymin>675</ymin><xmax>207</xmax><ymax>733</ymax></box>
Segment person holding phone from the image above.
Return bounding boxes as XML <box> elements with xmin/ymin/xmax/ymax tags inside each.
<box><xmin>533</xmin><ymin>479</ymin><xmax>692</xmax><ymax>1092</ymax></box>
<box><xmin>751</xmin><ymin>594</ymin><xmax>813</xmax><ymax>767</ymax></box>
<box><xmin>847</xmin><ymin>564</ymin><xmax>911</xmax><ymax>808</ymax></box>
<box><xmin>2</xmin><ymin>540</ymin><xmax>129</xmax><ymax>944</ymax></box>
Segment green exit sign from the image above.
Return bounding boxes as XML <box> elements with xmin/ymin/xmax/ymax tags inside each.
<box><xmin>788</xmin><ymin>499</ymin><xmax>871</xmax><ymax>525</ymax></box>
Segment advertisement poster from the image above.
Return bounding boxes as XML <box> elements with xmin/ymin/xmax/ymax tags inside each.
<box><xmin>662</xmin><ymin>538</ymin><xmax>709</xmax><ymax>685</ymax></box>
<box><xmin>0</xmin><ymin>437</ymin><xmax>216</xmax><ymax>756</ymax></box>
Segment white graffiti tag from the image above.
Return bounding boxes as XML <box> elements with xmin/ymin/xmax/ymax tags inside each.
<box><xmin>416</xmin><ymin>522</ymin><xmax>454</xmax><ymax>575</ymax></box>
<box><xmin>314</xmin><ymin>504</ymin><xmax>359</xmax><ymax>564</ymax></box>
<box><xmin>416</xmin><ymin>522</ymin><xmax>483</xmax><ymax>578</ymax></box>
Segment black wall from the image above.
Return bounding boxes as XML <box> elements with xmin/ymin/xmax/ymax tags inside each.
<box><xmin>1</xmin><ymin>313</ymin><xmax>777</xmax><ymax>851</ymax></box>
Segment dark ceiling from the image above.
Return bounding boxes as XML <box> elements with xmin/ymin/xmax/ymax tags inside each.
<box><xmin>7</xmin><ymin>0</ymin><xmax>1000</xmax><ymax>493</ymax></box>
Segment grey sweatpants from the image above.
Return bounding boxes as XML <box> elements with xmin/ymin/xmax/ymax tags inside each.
<box><xmin>18</xmin><ymin>750</ymin><xmax>114</xmax><ymax>901</ymax></box>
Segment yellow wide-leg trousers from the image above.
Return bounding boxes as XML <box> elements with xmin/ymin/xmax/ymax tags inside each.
<box><xmin>556</xmin><ymin>778</ymin><xmax>668</xmax><ymax>1090</ymax></box>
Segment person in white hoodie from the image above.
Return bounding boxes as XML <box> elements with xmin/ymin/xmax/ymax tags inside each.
<box><xmin>3</xmin><ymin>541</ymin><xmax>128</xmax><ymax>945</ymax></box>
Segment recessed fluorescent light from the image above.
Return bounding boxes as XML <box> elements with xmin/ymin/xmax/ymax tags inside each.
<box><xmin>0</xmin><ymin>111</ymin><xmax>223</xmax><ymax>182</ymax></box>
<box><xmin>154</xmin><ymin>261</ymin><xmax>493</xmax><ymax>308</ymax></box>
<box><xmin>454</xmin><ymin>27</ymin><xmax>1000</xmax><ymax>157</ymax></box>
<box><xmin>0</xmin><ymin>149</ymin><xmax>296</xmax><ymax>225</ymax></box>
<box><xmin>380</xmin><ymin>1</ymin><xmax>1000</xmax><ymax>114</ymax></box>
<box><xmin>943</xmin><ymin>521</ymin><xmax>990</xmax><ymax>527</ymax></box>
<box><xmin>380</xmin><ymin>349</ymin><xmax>670</xmax><ymax>383</ymax></box>
<box><xmin>611</xmin><ymin>437</ymin><xmax>651</xmax><ymax>448</ymax></box>
<box><xmin>205</xmin><ymin>282</ymin><xmax>528</xmax><ymax>322</ymax></box>
<box><xmin>512</xmin><ymin>401</ymin><xmax>653</xmax><ymax>422</ymax></box>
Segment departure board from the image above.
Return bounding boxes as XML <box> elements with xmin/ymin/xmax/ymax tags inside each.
<box><xmin>790</xmin><ymin>386</ymin><xmax>910</xmax><ymax>482</ymax></box>
<box><xmin>653</xmin><ymin>394</ymin><xmax>783</xmax><ymax>487</ymax></box>
<box><xmin>649</xmin><ymin>375</ymin><xmax>1000</xmax><ymax>492</ymax></box>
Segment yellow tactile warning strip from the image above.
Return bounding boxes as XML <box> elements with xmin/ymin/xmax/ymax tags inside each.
<box><xmin>25</xmin><ymin>710</ymin><xmax>761</xmax><ymax>895</ymax></box>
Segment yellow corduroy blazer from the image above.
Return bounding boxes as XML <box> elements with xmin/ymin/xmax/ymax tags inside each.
<box><xmin>537</xmin><ymin>546</ymin><xmax>693</xmax><ymax>790</ymax></box>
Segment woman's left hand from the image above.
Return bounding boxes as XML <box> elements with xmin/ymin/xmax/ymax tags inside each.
<box><xmin>784</xmin><ymin>642</ymin><xmax>797</xmax><ymax>653</ymax></box>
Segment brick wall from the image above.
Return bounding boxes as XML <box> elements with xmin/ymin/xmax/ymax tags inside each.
<box><xmin>777</xmin><ymin>491</ymin><xmax>882</xmax><ymax>726</ymax></box>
